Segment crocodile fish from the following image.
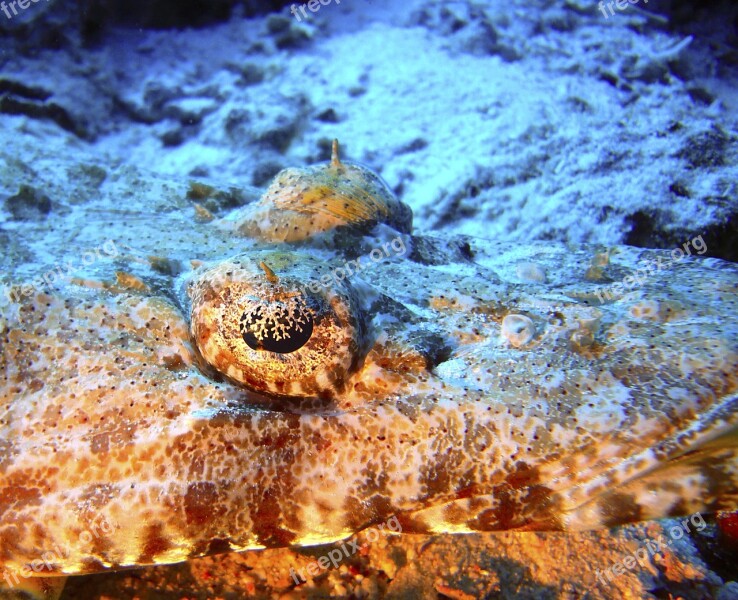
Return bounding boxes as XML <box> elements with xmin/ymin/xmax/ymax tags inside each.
<box><xmin>1</xmin><ymin>142</ymin><xmax>737</xmax><ymax>597</ymax></box>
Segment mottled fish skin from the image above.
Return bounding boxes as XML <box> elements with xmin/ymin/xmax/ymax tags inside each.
<box><xmin>0</xmin><ymin>148</ymin><xmax>737</xmax><ymax>580</ymax></box>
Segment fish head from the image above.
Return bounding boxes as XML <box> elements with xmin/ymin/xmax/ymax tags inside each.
<box><xmin>1</xmin><ymin>143</ymin><xmax>737</xmax><ymax>581</ymax></box>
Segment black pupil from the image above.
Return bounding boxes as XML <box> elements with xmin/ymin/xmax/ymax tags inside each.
<box><xmin>239</xmin><ymin>301</ymin><xmax>314</xmax><ymax>354</ymax></box>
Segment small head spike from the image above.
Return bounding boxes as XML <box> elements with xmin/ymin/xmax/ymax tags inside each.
<box><xmin>331</xmin><ymin>139</ymin><xmax>342</xmax><ymax>168</ymax></box>
<box><xmin>230</xmin><ymin>138</ymin><xmax>413</xmax><ymax>242</ymax></box>
<box><xmin>259</xmin><ymin>261</ymin><xmax>279</xmax><ymax>284</ymax></box>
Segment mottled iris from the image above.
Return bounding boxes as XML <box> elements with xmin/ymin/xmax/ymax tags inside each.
<box><xmin>239</xmin><ymin>297</ymin><xmax>314</xmax><ymax>354</ymax></box>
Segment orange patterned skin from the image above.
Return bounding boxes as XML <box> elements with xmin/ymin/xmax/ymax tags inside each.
<box><xmin>1</xmin><ymin>142</ymin><xmax>737</xmax><ymax>588</ymax></box>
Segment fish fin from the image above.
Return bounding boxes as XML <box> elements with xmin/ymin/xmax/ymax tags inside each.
<box><xmin>0</xmin><ymin>576</ymin><xmax>66</xmax><ymax>600</ymax></box>
<box><xmin>396</xmin><ymin>404</ymin><xmax>738</xmax><ymax>534</ymax></box>
<box><xmin>565</xmin><ymin>423</ymin><xmax>738</xmax><ymax>530</ymax></box>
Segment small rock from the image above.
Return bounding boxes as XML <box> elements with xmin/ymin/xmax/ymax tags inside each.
<box><xmin>161</xmin><ymin>128</ymin><xmax>184</xmax><ymax>147</ymax></box>
<box><xmin>348</xmin><ymin>85</ymin><xmax>367</xmax><ymax>97</ymax></box>
<box><xmin>224</xmin><ymin>108</ymin><xmax>251</xmax><ymax>137</ymax></box>
<box><xmin>266</xmin><ymin>14</ymin><xmax>291</xmax><ymax>34</ymax></box>
<box><xmin>676</xmin><ymin>128</ymin><xmax>729</xmax><ymax>169</ymax></box>
<box><xmin>686</xmin><ymin>86</ymin><xmax>715</xmax><ymax>105</ymax></box>
<box><xmin>274</xmin><ymin>25</ymin><xmax>312</xmax><ymax>50</ymax></box>
<box><xmin>5</xmin><ymin>185</ymin><xmax>52</xmax><ymax>221</ymax></box>
<box><xmin>316</xmin><ymin>108</ymin><xmax>340</xmax><ymax>123</ymax></box>
<box><xmin>397</xmin><ymin>138</ymin><xmax>428</xmax><ymax>154</ymax></box>
<box><xmin>543</xmin><ymin>10</ymin><xmax>577</xmax><ymax>32</ymax></box>
<box><xmin>669</xmin><ymin>181</ymin><xmax>691</xmax><ymax>198</ymax></box>
<box><xmin>236</xmin><ymin>63</ymin><xmax>265</xmax><ymax>87</ymax></box>
<box><xmin>255</xmin><ymin>115</ymin><xmax>299</xmax><ymax>153</ymax></box>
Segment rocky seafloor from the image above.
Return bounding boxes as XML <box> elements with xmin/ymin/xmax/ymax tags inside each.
<box><xmin>1</xmin><ymin>0</ymin><xmax>738</xmax><ymax>598</ymax></box>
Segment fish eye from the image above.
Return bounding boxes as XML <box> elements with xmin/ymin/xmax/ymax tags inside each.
<box><xmin>185</xmin><ymin>252</ymin><xmax>369</xmax><ymax>400</ymax></box>
<box><xmin>239</xmin><ymin>297</ymin><xmax>314</xmax><ymax>354</ymax></box>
